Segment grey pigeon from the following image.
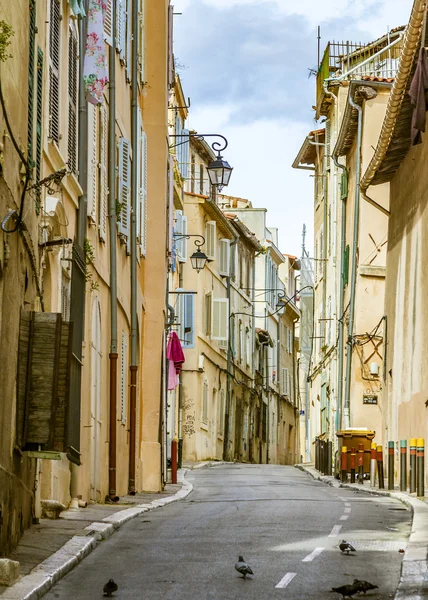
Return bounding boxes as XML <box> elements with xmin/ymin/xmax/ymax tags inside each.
<box><xmin>339</xmin><ymin>540</ymin><xmax>356</xmax><ymax>554</ymax></box>
<box><xmin>330</xmin><ymin>583</ymin><xmax>360</xmax><ymax>598</ymax></box>
<box><xmin>353</xmin><ymin>579</ymin><xmax>378</xmax><ymax>594</ymax></box>
<box><xmin>103</xmin><ymin>579</ymin><xmax>118</xmax><ymax>597</ymax></box>
<box><xmin>235</xmin><ymin>555</ymin><xmax>253</xmax><ymax>579</ymax></box>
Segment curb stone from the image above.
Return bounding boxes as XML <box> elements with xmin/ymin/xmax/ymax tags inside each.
<box><xmin>295</xmin><ymin>463</ymin><xmax>428</xmax><ymax>599</ymax></box>
<box><xmin>0</xmin><ymin>468</ymin><xmax>193</xmax><ymax>600</ymax></box>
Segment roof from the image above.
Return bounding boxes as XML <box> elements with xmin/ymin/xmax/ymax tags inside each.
<box><xmin>292</xmin><ymin>129</ymin><xmax>325</xmax><ymax>169</ymax></box>
<box><xmin>223</xmin><ymin>213</ymin><xmax>263</xmax><ymax>251</ymax></box>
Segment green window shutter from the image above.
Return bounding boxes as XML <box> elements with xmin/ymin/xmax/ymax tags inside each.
<box><xmin>343</xmin><ymin>244</ymin><xmax>350</xmax><ymax>287</ymax></box>
<box><xmin>340</xmin><ymin>170</ymin><xmax>348</xmax><ymax>200</ymax></box>
<box><xmin>68</xmin><ymin>23</ymin><xmax>78</xmax><ymax>174</ymax></box>
<box><xmin>35</xmin><ymin>47</ymin><xmax>44</xmax><ymax>214</ymax></box>
<box><xmin>28</xmin><ymin>0</ymin><xmax>36</xmax><ymax>166</ymax></box>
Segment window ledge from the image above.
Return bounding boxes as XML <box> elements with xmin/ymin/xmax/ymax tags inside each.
<box><xmin>200</xmin><ymin>421</ymin><xmax>209</xmax><ymax>431</ymax></box>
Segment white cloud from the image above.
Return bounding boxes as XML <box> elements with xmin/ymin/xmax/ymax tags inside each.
<box><xmin>187</xmin><ymin>106</ymin><xmax>314</xmax><ymax>256</ymax></box>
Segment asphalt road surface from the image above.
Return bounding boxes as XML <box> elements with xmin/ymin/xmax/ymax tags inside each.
<box><xmin>44</xmin><ymin>464</ymin><xmax>411</xmax><ymax>599</ymax></box>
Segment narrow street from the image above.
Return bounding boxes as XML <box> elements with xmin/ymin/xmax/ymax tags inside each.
<box><xmin>44</xmin><ymin>465</ymin><xmax>411</xmax><ymax>599</ymax></box>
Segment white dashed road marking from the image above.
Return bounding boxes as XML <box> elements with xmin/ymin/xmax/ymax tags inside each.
<box><xmin>344</xmin><ymin>506</ymin><xmax>351</xmax><ymax>513</ymax></box>
<box><xmin>302</xmin><ymin>547</ymin><xmax>324</xmax><ymax>562</ymax></box>
<box><xmin>340</xmin><ymin>515</ymin><xmax>349</xmax><ymax>521</ymax></box>
<box><xmin>328</xmin><ymin>524</ymin><xmax>342</xmax><ymax>537</ymax></box>
<box><xmin>275</xmin><ymin>572</ymin><xmax>297</xmax><ymax>589</ymax></box>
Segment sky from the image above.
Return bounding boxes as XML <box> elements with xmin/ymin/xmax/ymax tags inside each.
<box><xmin>172</xmin><ymin>0</ymin><xmax>414</xmax><ymax>256</ymax></box>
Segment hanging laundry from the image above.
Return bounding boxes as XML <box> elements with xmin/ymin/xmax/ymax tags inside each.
<box><xmin>166</xmin><ymin>331</ymin><xmax>185</xmax><ymax>390</ymax></box>
<box><xmin>68</xmin><ymin>0</ymin><xmax>86</xmax><ymax>17</ymax></box>
<box><xmin>83</xmin><ymin>0</ymin><xmax>109</xmax><ymax>105</ymax></box>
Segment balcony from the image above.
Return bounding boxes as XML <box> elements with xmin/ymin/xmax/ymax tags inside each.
<box><xmin>316</xmin><ymin>26</ymin><xmax>405</xmax><ymax>117</ymax></box>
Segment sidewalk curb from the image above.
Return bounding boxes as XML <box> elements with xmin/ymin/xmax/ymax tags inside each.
<box><xmin>0</xmin><ymin>469</ymin><xmax>193</xmax><ymax>600</ymax></box>
<box><xmin>295</xmin><ymin>463</ymin><xmax>428</xmax><ymax>599</ymax></box>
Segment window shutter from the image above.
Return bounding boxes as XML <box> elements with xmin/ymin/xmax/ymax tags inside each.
<box><xmin>87</xmin><ymin>103</ymin><xmax>98</xmax><ymax>221</ymax></box>
<box><xmin>325</xmin><ymin>119</ymin><xmax>331</xmax><ymax>170</ymax></box>
<box><xmin>180</xmin><ymin>216</ymin><xmax>188</xmax><ymax>262</ymax></box>
<box><xmin>104</xmin><ymin>0</ymin><xmax>113</xmax><ymax>45</ymax></box>
<box><xmin>341</xmin><ymin>169</ymin><xmax>348</xmax><ymax>200</ymax></box>
<box><xmin>125</xmin><ymin>0</ymin><xmax>131</xmax><ymax>81</ymax></box>
<box><xmin>282</xmin><ymin>368</ymin><xmax>289</xmax><ymax>396</ymax></box>
<box><xmin>212</xmin><ymin>298</ymin><xmax>228</xmax><ymax>341</ymax></box>
<box><xmin>205</xmin><ymin>221</ymin><xmax>216</xmax><ymax>260</ymax></box>
<box><xmin>343</xmin><ymin>244</ymin><xmax>350</xmax><ymax>287</ymax></box>
<box><xmin>175</xmin><ymin>209</ymin><xmax>183</xmax><ymax>258</ymax></box>
<box><xmin>136</xmin><ymin>109</ymin><xmax>142</xmax><ymax>248</ymax></box>
<box><xmin>246</xmin><ymin>329</ymin><xmax>251</xmax><ymax>366</ymax></box>
<box><xmin>138</xmin><ymin>0</ymin><xmax>145</xmax><ymax>82</ymax></box>
<box><xmin>178</xmin><ymin>128</ymin><xmax>189</xmax><ymax>180</ymax></box>
<box><xmin>118</xmin><ymin>137</ymin><xmax>131</xmax><ymax>247</ymax></box>
<box><xmin>116</xmin><ymin>0</ymin><xmax>125</xmax><ymax>55</ymax></box>
<box><xmin>35</xmin><ymin>47</ymin><xmax>44</xmax><ymax>214</ymax></box>
<box><xmin>140</xmin><ymin>130</ymin><xmax>148</xmax><ymax>256</ymax></box>
<box><xmin>121</xmin><ymin>332</ymin><xmax>128</xmax><ymax>424</ymax></box>
<box><xmin>68</xmin><ymin>23</ymin><xmax>78</xmax><ymax>174</ymax></box>
<box><xmin>49</xmin><ymin>0</ymin><xmax>61</xmax><ymax>144</ymax></box>
<box><xmin>180</xmin><ymin>293</ymin><xmax>195</xmax><ymax>348</ymax></box>
<box><xmin>204</xmin><ymin>293</ymin><xmax>212</xmax><ymax>336</ymax></box>
<box><xmin>99</xmin><ymin>103</ymin><xmax>108</xmax><ymax>241</ymax></box>
<box><xmin>28</xmin><ymin>0</ymin><xmax>37</xmax><ymax>166</ymax></box>
<box><xmin>219</xmin><ymin>239</ymin><xmax>230</xmax><ymax>276</ymax></box>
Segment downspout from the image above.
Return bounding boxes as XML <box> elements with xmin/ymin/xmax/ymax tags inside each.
<box><xmin>343</xmin><ymin>95</ymin><xmax>363</xmax><ymax>429</ymax></box>
<box><xmin>128</xmin><ymin>0</ymin><xmax>139</xmax><ymax>494</ymax></box>
<box><xmin>224</xmin><ymin>234</ymin><xmax>239</xmax><ymax>462</ymax></box>
<box><xmin>108</xmin><ymin>0</ymin><xmax>119</xmax><ymax>501</ymax></box>
<box><xmin>332</xmin><ymin>154</ymin><xmax>347</xmax><ymax>433</ymax></box>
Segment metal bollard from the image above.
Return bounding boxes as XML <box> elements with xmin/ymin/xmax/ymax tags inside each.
<box><xmin>327</xmin><ymin>441</ymin><xmax>332</xmax><ymax>476</ymax></box>
<box><xmin>370</xmin><ymin>442</ymin><xmax>377</xmax><ymax>487</ymax></box>
<box><xmin>410</xmin><ymin>438</ymin><xmax>417</xmax><ymax>494</ymax></box>
<box><xmin>388</xmin><ymin>441</ymin><xmax>395</xmax><ymax>490</ymax></box>
<box><xmin>358</xmin><ymin>443</ymin><xmax>364</xmax><ymax>484</ymax></box>
<box><xmin>377</xmin><ymin>445</ymin><xmax>384</xmax><ymax>489</ymax></box>
<box><xmin>350</xmin><ymin>447</ymin><xmax>356</xmax><ymax>483</ymax></box>
<box><xmin>400</xmin><ymin>440</ymin><xmax>407</xmax><ymax>492</ymax></box>
<box><xmin>417</xmin><ymin>438</ymin><xmax>424</xmax><ymax>498</ymax></box>
<box><xmin>341</xmin><ymin>446</ymin><xmax>348</xmax><ymax>483</ymax></box>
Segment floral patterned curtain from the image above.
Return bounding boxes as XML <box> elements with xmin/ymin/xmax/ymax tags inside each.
<box><xmin>83</xmin><ymin>0</ymin><xmax>109</xmax><ymax>104</ymax></box>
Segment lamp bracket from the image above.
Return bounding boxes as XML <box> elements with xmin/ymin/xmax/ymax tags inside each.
<box><xmin>169</xmin><ymin>133</ymin><xmax>228</xmax><ymax>155</ymax></box>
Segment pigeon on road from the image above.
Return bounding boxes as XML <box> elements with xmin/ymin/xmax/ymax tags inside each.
<box><xmin>235</xmin><ymin>555</ymin><xmax>254</xmax><ymax>579</ymax></box>
<box><xmin>330</xmin><ymin>583</ymin><xmax>360</xmax><ymax>598</ymax></box>
<box><xmin>353</xmin><ymin>579</ymin><xmax>378</xmax><ymax>594</ymax></box>
<box><xmin>339</xmin><ymin>540</ymin><xmax>356</xmax><ymax>554</ymax></box>
<box><xmin>103</xmin><ymin>579</ymin><xmax>118</xmax><ymax>597</ymax></box>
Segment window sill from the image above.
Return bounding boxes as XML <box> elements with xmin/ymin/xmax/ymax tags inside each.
<box><xmin>200</xmin><ymin>421</ymin><xmax>208</xmax><ymax>431</ymax></box>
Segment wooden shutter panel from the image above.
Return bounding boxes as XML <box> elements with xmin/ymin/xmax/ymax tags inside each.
<box><xmin>125</xmin><ymin>0</ymin><xmax>131</xmax><ymax>81</ymax></box>
<box><xmin>117</xmin><ymin>0</ymin><xmax>126</xmax><ymax>59</ymax></box>
<box><xmin>99</xmin><ymin>104</ymin><xmax>108</xmax><ymax>241</ymax></box>
<box><xmin>138</xmin><ymin>0</ymin><xmax>145</xmax><ymax>82</ymax></box>
<box><xmin>35</xmin><ymin>47</ymin><xmax>44</xmax><ymax>214</ymax></box>
<box><xmin>180</xmin><ymin>216</ymin><xmax>187</xmax><ymax>262</ymax></box>
<box><xmin>341</xmin><ymin>170</ymin><xmax>348</xmax><ymax>200</ymax></box>
<box><xmin>118</xmin><ymin>137</ymin><xmax>131</xmax><ymax>247</ymax></box>
<box><xmin>87</xmin><ymin>103</ymin><xmax>98</xmax><ymax>221</ymax></box>
<box><xmin>219</xmin><ymin>239</ymin><xmax>230</xmax><ymax>276</ymax></box>
<box><xmin>49</xmin><ymin>0</ymin><xmax>61</xmax><ymax>144</ymax></box>
<box><xmin>179</xmin><ymin>128</ymin><xmax>190</xmax><ymax>180</ymax></box>
<box><xmin>104</xmin><ymin>0</ymin><xmax>113</xmax><ymax>44</ymax></box>
<box><xmin>212</xmin><ymin>298</ymin><xmax>228</xmax><ymax>341</ymax></box>
<box><xmin>68</xmin><ymin>24</ymin><xmax>78</xmax><ymax>174</ymax></box>
<box><xmin>206</xmin><ymin>221</ymin><xmax>216</xmax><ymax>260</ymax></box>
<box><xmin>28</xmin><ymin>0</ymin><xmax>37</xmax><ymax>165</ymax></box>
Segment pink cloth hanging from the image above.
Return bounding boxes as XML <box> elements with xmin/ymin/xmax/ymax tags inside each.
<box><xmin>83</xmin><ymin>0</ymin><xmax>109</xmax><ymax>105</ymax></box>
<box><xmin>167</xmin><ymin>332</ymin><xmax>185</xmax><ymax>390</ymax></box>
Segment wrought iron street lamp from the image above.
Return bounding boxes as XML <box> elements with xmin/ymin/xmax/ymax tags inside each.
<box><xmin>169</xmin><ymin>133</ymin><xmax>233</xmax><ymax>192</ymax></box>
<box><xmin>172</xmin><ymin>233</ymin><xmax>208</xmax><ymax>273</ymax></box>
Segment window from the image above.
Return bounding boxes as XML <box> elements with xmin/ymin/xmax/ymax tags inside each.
<box><xmin>238</xmin><ymin>321</ymin><xmax>243</xmax><ymax>362</ymax></box>
<box><xmin>204</xmin><ymin>292</ymin><xmax>212</xmax><ymax>336</ymax></box>
<box><xmin>177</xmin><ymin>292</ymin><xmax>195</xmax><ymax>348</ymax></box>
<box><xmin>219</xmin><ymin>239</ymin><xmax>230</xmax><ymax>276</ymax></box>
<box><xmin>282</xmin><ymin>368</ymin><xmax>290</xmax><ymax>396</ymax></box>
<box><xmin>48</xmin><ymin>0</ymin><xmax>61</xmax><ymax>144</ymax></box>
<box><xmin>212</xmin><ymin>298</ymin><xmax>228</xmax><ymax>341</ymax></box>
<box><xmin>205</xmin><ymin>221</ymin><xmax>216</xmax><ymax>261</ymax></box>
<box><xmin>68</xmin><ymin>23</ymin><xmax>78</xmax><ymax>173</ymax></box>
<box><xmin>175</xmin><ymin>210</ymin><xmax>187</xmax><ymax>262</ymax></box>
<box><xmin>202</xmin><ymin>381</ymin><xmax>208</xmax><ymax>425</ymax></box>
<box><xmin>121</xmin><ymin>332</ymin><xmax>128</xmax><ymax>424</ymax></box>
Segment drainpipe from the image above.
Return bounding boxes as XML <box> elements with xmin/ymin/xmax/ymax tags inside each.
<box><xmin>108</xmin><ymin>0</ymin><xmax>119</xmax><ymax>501</ymax></box>
<box><xmin>343</xmin><ymin>95</ymin><xmax>363</xmax><ymax>429</ymax></box>
<box><xmin>333</xmin><ymin>155</ymin><xmax>347</xmax><ymax>433</ymax></box>
<box><xmin>128</xmin><ymin>0</ymin><xmax>139</xmax><ymax>495</ymax></box>
<box><xmin>224</xmin><ymin>235</ymin><xmax>239</xmax><ymax>461</ymax></box>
